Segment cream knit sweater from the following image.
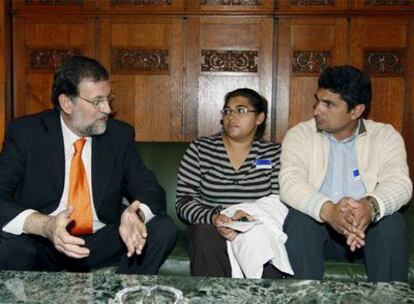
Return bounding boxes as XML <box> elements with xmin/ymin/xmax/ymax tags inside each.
<box><xmin>280</xmin><ymin>118</ymin><xmax>412</xmax><ymax>222</ymax></box>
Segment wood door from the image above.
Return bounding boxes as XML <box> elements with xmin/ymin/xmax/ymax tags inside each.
<box><xmin>184</xmin><ymin>16</ymin><xmax>274</xmax><ymax>141</ymax></box>
<box><xmin>99</xmin><ymin>17</ymin><xmax>184</xmax><ymax>141</ymax></box>
<box><xmin>275</xmin><ymin>17</ymin><xmax>348</xmax><ymax>142</ymax></box>
<box><xmin>350</xmin><ymin>17</ymin><xmax>410</xmax><ymax>133</ymax></box>
<box><xmin>12</xmin><ymin>17</ymin><xmax>96</xmax><ymax>118</ymax></box>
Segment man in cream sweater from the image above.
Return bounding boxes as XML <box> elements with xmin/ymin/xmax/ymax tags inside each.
<box><xmin>280</xmin><ymin>65</ymin><xmax>412</xmax><ymax>282</ymax></box>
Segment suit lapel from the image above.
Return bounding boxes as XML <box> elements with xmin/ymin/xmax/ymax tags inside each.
<box><xmin>91</xmin><ymin>134</ymin><xmax>115</xmax><ymax>212</ymax></box>
<box><xmin>41</xmin><ymin>111</ymin><xmax>65</xmax><ymax>196</ymax></box>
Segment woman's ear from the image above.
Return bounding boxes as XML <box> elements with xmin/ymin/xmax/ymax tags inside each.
<box><xmin>256</xmin><ymin>112</ymin><xmax>265</xmax><ymax>126</ymax></box>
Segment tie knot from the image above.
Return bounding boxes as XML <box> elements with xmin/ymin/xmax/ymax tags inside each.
<box><xmin>74</xmin><ymin>138</ymin><xmax>87</xmax><ymax>154</ymax></box>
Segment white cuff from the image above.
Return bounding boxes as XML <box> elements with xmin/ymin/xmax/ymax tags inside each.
<box><xmin>2</xmin><ymin>209</ymin><xmax>37</xmax><ymax>235</ymax></box>
<box><xmin>139</xmin><ymin>203</ymin><xmax>155</xmax><ymax>224</ymax></box>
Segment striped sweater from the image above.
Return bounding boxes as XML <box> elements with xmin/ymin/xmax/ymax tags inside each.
<box><xmin>176</xmin><ymin>133</ymin><xmax>281</xmax><ymax>224</ymax></box>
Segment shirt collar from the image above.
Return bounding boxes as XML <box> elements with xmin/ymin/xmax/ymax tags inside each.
<box><xmin>60</xmin><ymin>114</ymin><xmax>91</xmax><ymax>151</ymax></box>
<box><xmin>319</xmin><ymin>119</ymin><xmax>366</xmax><ymax>144</ymax></box>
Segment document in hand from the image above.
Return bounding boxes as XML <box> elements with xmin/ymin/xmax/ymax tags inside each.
<box><xmin>218</xmin><ymin>220</ymin><xmax>262</xmax><ymax>233</ymax></box>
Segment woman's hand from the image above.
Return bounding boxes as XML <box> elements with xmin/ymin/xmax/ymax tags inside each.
<box><xmin>231</xmin><ymin>210</ymin><xmax>255</xmax><ymax>222</ymax></box>
<box><xmin>212</xmin><ymin>213</ymin><xmax>238</xmax><ymax>241</ymax></box>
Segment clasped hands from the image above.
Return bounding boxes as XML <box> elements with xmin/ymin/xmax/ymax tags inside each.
<box><xmin>212</xmin><ymin>210</ymin><xmax>255</xmax><ymax>241</ymax></box>
<box><xmin>41</xmin><ymin>200</ymin><xmax>146</xmax><ymax>259</ymax></box>
<box><xmin>321</xmin><ymin>197</ymin><xmax>373</xmax><ymax>251</ymax></box>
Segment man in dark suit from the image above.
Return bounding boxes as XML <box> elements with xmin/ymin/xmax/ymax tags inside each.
<box><xmin>0</xmin><ymin>55</ymin><xmax>177</xmax><ymax>274</ymax></box>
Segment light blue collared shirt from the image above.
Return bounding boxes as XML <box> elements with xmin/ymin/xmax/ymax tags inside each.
<box><xmin>319</xmin><ymin>123</ymin><xmax>366</xmax><ymax>203</ymax></box>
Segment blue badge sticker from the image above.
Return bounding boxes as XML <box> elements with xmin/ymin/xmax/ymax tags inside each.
<box><xmin>256</xmin><ymin>159</ymin><xmax>272</xmax><ymax>169</ymax></box>
<box><xmin>353</xmin><ymin>169</ymin><xmax>361</xmax><ymax>181</ymax></box>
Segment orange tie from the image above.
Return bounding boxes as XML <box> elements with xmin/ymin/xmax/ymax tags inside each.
<box><xmin>68</xmin><ymin>138</ymin><xmax>93</xmax><ymax>235</ymax></box>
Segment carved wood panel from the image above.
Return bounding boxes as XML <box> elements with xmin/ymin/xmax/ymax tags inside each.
<box><xmin>289</xmin><ymin>0</ymin><xmax>335</xmax><ymax>5</ymax></box>
<box><xmin>112</xmin><ymin>48</ymin><xmax>169</xmax><ymax>73</ymax></box>
<box><xmin>200</xmin><ymin>0</ymin><xmax>261</xmax><ymax>4</ymax></box>
<box><xmin>111</xmin><ymin>0</ymin><xmax>172</xmax><ymax>5</ymax></box>
<box><xmin>351</xmin><ymin>18</ymin><xmax>410</xmax><ymax>132</ymax></box>
<box><xmin>201</xmin><ymin>50</ymin><xmax>258</xmax><ymax>72</ymax></box>
<box><xmin>191</xmin><ymin>0</ymin><xmax>272</xmax><ymax>11</ymax></box>
<box><xmin>363</xmin><ymin>49</ymin><xmax>405</xmax><ymax>76</ymax></box>
<box><xmin>351</xmin><ymin>0</ymin><xmax>413</xmax><ymax>9</ymax></box>
<box><xmin>292</xmin><ymin>50</ymin><xmax>331</xmax><ymax>74</ymax></box>
<box><xmin>27</xmin><ymin>48</ymin><xmax>82</xmax><ymax>72</ymax></box>
<box><xmin>24</xmin><ymin>0</ymin><xmax>83</xmax><ymax>4</ymax></box>
<box><xmin>364</xmin><ymin>0</ymin><xmax>409</xmax><ymax>5</ymax></box>
<box><xmin>278</xmin><ymin>0</ymin><xmax>346</xmax><ymax>10</ymax></box>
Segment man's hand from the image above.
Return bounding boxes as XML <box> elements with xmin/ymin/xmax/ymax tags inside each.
<box><xmin>212</xmin><ymin>213</ymin><xmax>238</xmax><ymax>241</ymax></box>
<box><xmin>340</xmin><ymin>198</ymin><xmax>372</xmax><ymax>251</ymax></box>
<box><xmin>119</xmin><ymin>200</ymin><xmax>147</xmax><ymax>257</ymax></box>
<box><xmin>320</xmin><ymin>198</ymin><xmax>365</xmax><ymax>250</ymax></box>
<box><xmin>24</xmin><ymin>207</ymin><xmax>90</xmax><ymax>259</ymax></box>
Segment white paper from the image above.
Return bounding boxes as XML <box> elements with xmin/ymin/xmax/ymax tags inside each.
<box><xmin>218</xmin><ymin>220</ymin><xmax>262</xmax><ymax>233</ymax></box>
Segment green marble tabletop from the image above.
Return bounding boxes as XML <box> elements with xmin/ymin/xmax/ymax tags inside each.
<box><xmin>0</xmin><ymin>270</ymin><xmax>413</xmax><ymax>303</ymax></box>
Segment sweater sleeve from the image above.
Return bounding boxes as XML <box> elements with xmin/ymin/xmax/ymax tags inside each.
<box><xmin>279</xmin><ymin>124</ymin><xmax>331</xmax><ymax>222</ymax></box>
<box><xmin>175</xmin><ymin>140</ymin><xmax>221</xmax><ymax>225</ymax></box>
<box><xmin>365</xmin><ymin>125</ymin><xmax>412</xmax><ymax>219</ymax></box>
<box><xmin>270</xmin><ymin>143</ymin><xmax>282</xmax><ymax>195</ymax></box>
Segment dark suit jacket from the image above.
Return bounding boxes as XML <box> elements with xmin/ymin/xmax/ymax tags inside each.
<box><xmin>0</xmin><ymin>109</ymin><xmax>166</xmax><ymax>228</ymax></box>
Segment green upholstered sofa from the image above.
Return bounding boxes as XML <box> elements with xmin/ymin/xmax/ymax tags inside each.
<box><xmin>136</xmin><ymin>142</ymin><xmax>414</xmax><ymax>284</ymax></box>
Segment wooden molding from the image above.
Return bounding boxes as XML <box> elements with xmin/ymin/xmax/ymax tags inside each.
<box><xmin>24</xmin><ymin>0</ymin><xmax>83</xmax><ymax>5</ymax></box>
<box><xmin>201</xmin><ymin>50</ymin><xmax>258</xmax><ymax>72</ymax></box>
<box><xmin>27</xmin><ymin>48</ymin><xmax>82</xmax><ymax>72</ymax></box>
<box><xmin>111</xmin><ymin>0</ymin><xmax>172</xmax><ymax>5</ymax></box>
<box><xmin>111</xmin><ymin>48</ymin><xmax>169</xmax><ymax>73</ymax></box>
<box><xmin>364</xmin><ymin>0</ymin><xmax>409</xmax><ymax>6</ymax></box>
<box><xmin>199</xmin><ymin>0</ymin><xmax>262</xmax><ymax>5</ymax></box>
<box><xmin>363</xmin><ymin>49</ymin><xmax>405</xmax><ymax>76</ymax></box>
<box><xmin>289</xmin><ymin>0</ymin><xmax>335</xmax><ymax>6</ymax></box>
<box><xmin>292</xmin><ymin>50</ymin><xmax>331</xmax><ymax>74</ymax></box>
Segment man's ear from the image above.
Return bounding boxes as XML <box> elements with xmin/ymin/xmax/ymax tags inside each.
<box><xmin>59</xmin><ymin>94</ymin><xmax>74</xmax><ymax>115</ymax></box>
<box><xmin>351</xmin><ymin>104</ymin><xmax>365</xmax><ymax>120</ymax></box>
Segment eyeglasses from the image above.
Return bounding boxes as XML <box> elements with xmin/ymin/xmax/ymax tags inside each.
<box><xmin>221</xmin><ymin>107</ymin><xmax>257</xmax><ymax>117</ymax></box>
<box><xmin>78</xmin><ymin>94</ymin><xmax>115</xmax><ymax>107</ymax></box>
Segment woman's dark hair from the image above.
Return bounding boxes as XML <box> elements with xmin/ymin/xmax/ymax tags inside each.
<box><xmin>318</xmin><ymin>65</ymin><xmax>372</xmax><ymax>112</ymax></box>
<box><xmin>51</xmin><ymin>55</ymin><xmax>109</xmax><ymax>109</ymax></box>
<box><xmin>222</xmin><ymin>88</ymin><xmax>268</xmax><ymax>138</ymax></box>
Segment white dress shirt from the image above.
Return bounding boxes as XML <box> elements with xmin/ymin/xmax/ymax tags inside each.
<box><xmin>3</xmin><ymin>114</ymin><xmax>154</xmax><ymax>235</ymax></box>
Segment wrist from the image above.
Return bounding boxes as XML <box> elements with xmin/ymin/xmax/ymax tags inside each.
<box><xmin>136</xmin><ymin>208</ymin><xmax>145</xmax><ymax>223</ymax></box>
<box><xmin>365</xmin><ymin>196</ymin><xmax>380</xmax><ymax>223</ymax></box>
<box><xmin>320</xmin><ymin>201</ymin><xmax>334</xmax><ymax>222</ymax></box>
<box><xmin>24</xmin><ymin>212</ymin><xmax>51</xmax><ymax>238</ymax></box>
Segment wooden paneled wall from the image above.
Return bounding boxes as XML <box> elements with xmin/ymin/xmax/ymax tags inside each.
<box><xmin>2</xmin><ymin>0</ymin><xmax>414</xmax><ymax>176</ymax></box>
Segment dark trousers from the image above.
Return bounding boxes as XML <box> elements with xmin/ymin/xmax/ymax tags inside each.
<box><xmin>187</xmin><ymin>224</ymin><xmax>283</xmax><ymax>278</ymax></box>
<box><xmin>0</xmin><ymin>214</ymin><xmax>177</xmax><ymax>275</ymax></box>
<box><xmin>283</xmin><ymin>208</ymin><xmax>408</xmax><ymax>282</ymax></box>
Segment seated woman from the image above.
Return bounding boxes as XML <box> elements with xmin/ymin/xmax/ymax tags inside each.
<box><xmin>176</xmin><ymin>88</ymin><xmax>282</xmax><ymax>278</ymax></box>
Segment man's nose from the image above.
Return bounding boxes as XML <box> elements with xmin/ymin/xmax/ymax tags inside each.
<box><xmin>100</xmin><ymin>100</ymin><xmax>112</xmax><ymax>114</ymax></box>
<box><xmin>313</xmin><ymin>101</ymin><xmax>321</xmax><ymax>116</ymax></box>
